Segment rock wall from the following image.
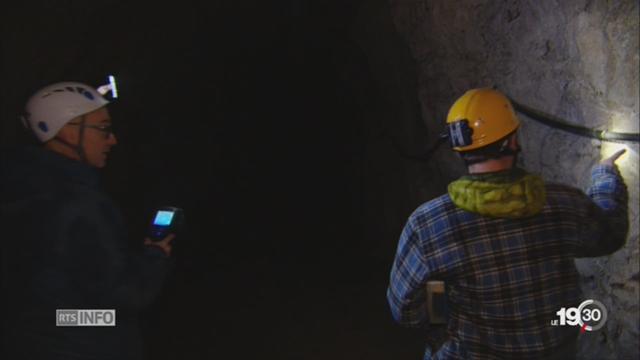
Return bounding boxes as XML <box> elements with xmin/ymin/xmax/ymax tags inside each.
<box><xmin>389</xmin><ymin>0</ymin><xmax>639</xmax><ymax>358</ymax></box>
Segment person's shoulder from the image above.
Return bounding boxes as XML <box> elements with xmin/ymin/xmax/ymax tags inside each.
<box><xmin>409</xmin><ymin>194</ymin><xmax>456</xmax><ymax>224</ymax></box>
<box><xmin>544</xmin><ymin>182</ymin><xmax>587</xmax><ymax>198</ymax></box>
<box><xmin>0</xmin><ymin>146</ymin><xmax>57</xmax><ymax>197</ymax></box>
<box><xmin>543</xmin><ymin>182</ymin><xmax>593</xmax><ymax>210</ymax></box>
<box><xmin>414</xmin><ymin>193</ymin><xmax>454</xmax><ymax>213</ymax></box>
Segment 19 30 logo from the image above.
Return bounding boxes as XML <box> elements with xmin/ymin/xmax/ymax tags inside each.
<box><xmin>550</xmin><ymin>299</ymin><xmax>607</xmax><ymax>333</ymax></box>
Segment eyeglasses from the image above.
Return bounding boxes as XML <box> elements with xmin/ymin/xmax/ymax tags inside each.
<box><xmin>67</xmin><ymin>122</ymin><xmax>115</xmax><ymax>139</ymax></box>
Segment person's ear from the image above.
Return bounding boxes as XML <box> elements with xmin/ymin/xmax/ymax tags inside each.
<box><xmin>509</xmin><ymin>133</ymin><xmax>518</xmax><ymax>150</ymax></box>
<box><xmin>55</xmin><ymin>124</ymin><xmax>77</xmax><ymax>143</ymax></box>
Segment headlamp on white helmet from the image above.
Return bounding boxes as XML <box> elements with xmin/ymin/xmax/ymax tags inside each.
<box><xmin>97</xmin><ymin>75</ymin><xmax>118</xmax><ymax>99</ymax></box>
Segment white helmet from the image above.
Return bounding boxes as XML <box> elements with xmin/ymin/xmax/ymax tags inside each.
<box><xmin>22</xmin><ymin>81</ymin><xmax>110</xmax><ymax>142</ymax></box>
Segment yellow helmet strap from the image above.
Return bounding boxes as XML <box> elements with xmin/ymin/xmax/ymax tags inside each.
<box><xmin>497</xmin><ymin>134</ymin><xmax>521</xmax><ymax>156</ymax></box>
<box><xmin>447</xmin><ymin>119</ymin><xmax>473</xmax><ymax>148</ymax></box>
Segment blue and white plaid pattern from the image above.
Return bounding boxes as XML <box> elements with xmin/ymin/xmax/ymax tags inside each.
<box><xmin>388</xmin><ymin>165</ymin><xmax>628</xmax><ymax>359</ymax></box>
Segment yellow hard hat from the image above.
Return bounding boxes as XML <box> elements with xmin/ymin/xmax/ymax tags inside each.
<box><xmin>446</xmin><ymin>88</ymin><xmax>520</xmax><ymax>152</ymax></box>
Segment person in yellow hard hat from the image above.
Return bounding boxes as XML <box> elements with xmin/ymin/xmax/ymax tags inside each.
<box><xmin>387</xmin><ymin>88</ymin><xmax>629</xmax><ymax>359</ymax></box>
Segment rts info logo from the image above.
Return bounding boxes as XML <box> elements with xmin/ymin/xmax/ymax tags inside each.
<box><xmin>56</xmin><ymin>309</ymin><xmax>116</xmax><ymax>327</ymax></box>
<box><xmin>550</xmin><ymin>300</ymin><xmax>607</xmax><ymax>333</ymax></box>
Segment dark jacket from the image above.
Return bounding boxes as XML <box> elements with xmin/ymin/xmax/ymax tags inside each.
<box><xmin>0</xmin><ymin>146</ymin><xmax>172</xmax><ymax>360</ymax></box>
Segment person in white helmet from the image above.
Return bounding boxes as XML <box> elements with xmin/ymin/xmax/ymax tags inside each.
<box><xmin>0</xmin><ymin>81</ymin><xmax>174</xmax><ymax>360</ymax></box>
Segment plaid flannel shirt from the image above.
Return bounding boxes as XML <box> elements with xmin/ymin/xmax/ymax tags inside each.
<box><xmin>387</xmin><ymin>165</ymin><xmax>628</xmax><ymax>359</ymax></box>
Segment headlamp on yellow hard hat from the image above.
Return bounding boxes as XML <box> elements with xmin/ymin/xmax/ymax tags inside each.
<box><xmin>445</xmin><ymin>88</ymin><xmax>520</xmax><ymax>152</ymax></box>
<box><xmin>448</xmin><ymin>119</ymin><xmax>474</xmax><ymax>148</ymax></box>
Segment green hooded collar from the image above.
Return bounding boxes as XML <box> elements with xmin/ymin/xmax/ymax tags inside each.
<box><xmin>448</xmin><ymin>168</ymin><xmax>546</xmax><ymax>218</ymax></box>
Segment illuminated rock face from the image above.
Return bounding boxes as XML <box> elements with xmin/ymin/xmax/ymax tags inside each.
<box><xmin>389</xmin><ymin>0</ymin><xmax>639</xmax><ymax>358</ymax></box>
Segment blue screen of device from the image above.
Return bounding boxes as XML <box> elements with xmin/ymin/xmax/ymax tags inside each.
<box><xmin>154</xmin><ymin>211</ymin><xmax>174</xmax><ymax>226</ymax></box>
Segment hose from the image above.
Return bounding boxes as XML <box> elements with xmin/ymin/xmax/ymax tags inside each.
<box><xmin>393</xmin><ymin>95</ymin><xmax>639</xmax><ymax>162</ymax></box>
<box><xmin>509</xmin><ymin>97</ymin><xmax>639</xmax><ymax>142</ymax></box>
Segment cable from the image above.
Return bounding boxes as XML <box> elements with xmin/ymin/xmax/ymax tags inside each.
<box><xmin>509</xmin><ymin>97</ymin><xmax>639</xmax><ymax>142</ymax></box>
<box><xmin>392</xmin><ymin>95</ymin><xmax>639</xmax><ymax>163</ymax></box>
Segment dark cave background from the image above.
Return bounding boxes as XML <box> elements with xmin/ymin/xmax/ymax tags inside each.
<box><xmin>3</xmin><ymin>1</ymin><xmax>638</xmax><ymax>359</ymax></box>
<box><xmin>1</xmin><ymin>1</ymin><xmax>431</xmax><ymax>358</ymax></box>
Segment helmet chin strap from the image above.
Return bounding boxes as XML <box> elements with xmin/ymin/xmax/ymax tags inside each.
<box><xmin>51</xmin><ymin>115</ymin><xmax>88</xmax><ymax>164</ymax></box>
<box><xmin>494</xmin><ymin>134</ymin><xmax>520</xmax><ymax>156</ymax></box>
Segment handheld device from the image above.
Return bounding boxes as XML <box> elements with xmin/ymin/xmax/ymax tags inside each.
<box><xmin>426</xmin><ymin>281</ymin><xmax>447</xmax><ymax>325</ymax></box>
<box><xmin>148</xmin><ymin>206</ymin><xmax>185</xmax><ymax>241</ymax></box>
